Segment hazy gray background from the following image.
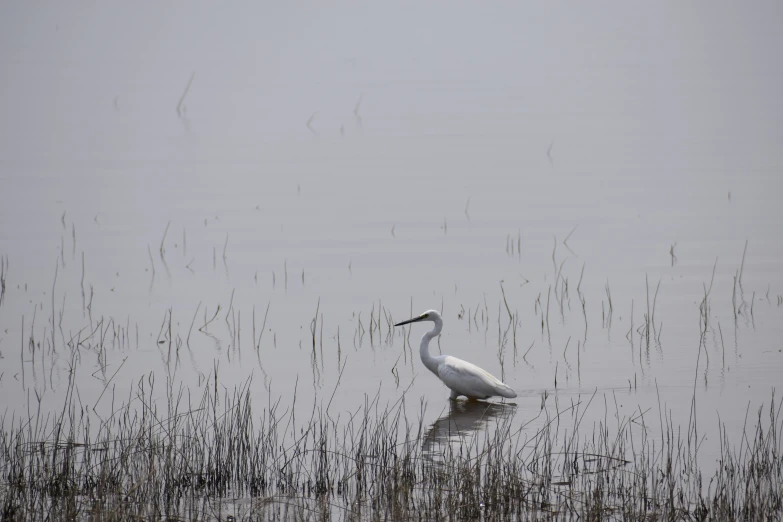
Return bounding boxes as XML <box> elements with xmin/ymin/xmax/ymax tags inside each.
<box><xmin>3</xmin><ymin>3</ymin><xmax>781</xmax><ymax>162</ymax></box>
<box><xmin>1</xmin><ymin>1</ymin><xmax>782</xmax><ymax>467</ymax></box>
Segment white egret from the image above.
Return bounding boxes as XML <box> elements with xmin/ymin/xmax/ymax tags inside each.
<box><xmin>395</xmin><ymin>310</ymin><xmax>517</xmax><ymax>401</ymax></box>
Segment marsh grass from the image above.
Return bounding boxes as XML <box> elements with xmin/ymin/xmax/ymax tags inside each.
<box><xmin>2</xmin><ymin>236</ymin><xmax>781</xmax><ymax>520</ymax></box>
<box><xmin>1</xmin><ymin>369</ymin><xmax>780</xmax><ymax>521</ymax></box>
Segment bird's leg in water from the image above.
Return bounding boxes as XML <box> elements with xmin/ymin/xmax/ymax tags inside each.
<box><xmin>449</xmin><ymin>389</ymin><xmax>460</xmax><ymax>401</ymax></box>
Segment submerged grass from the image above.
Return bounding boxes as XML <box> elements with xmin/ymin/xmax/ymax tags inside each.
<box><xmin>1</xmin><ymin>369</ymin><xmax>780</xmax><ymax>521</ymax></box>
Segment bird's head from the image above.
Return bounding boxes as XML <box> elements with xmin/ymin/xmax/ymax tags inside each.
<box><xmin>394</xmin><ymin>309</ymin><xmax>442</xmax><ymax>326</ymax></box>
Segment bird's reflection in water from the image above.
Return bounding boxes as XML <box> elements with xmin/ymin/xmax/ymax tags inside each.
<box><xmin>422</xmin><ymin>400</ymin><xmax>517</xmax><ymax>461</ymax></box>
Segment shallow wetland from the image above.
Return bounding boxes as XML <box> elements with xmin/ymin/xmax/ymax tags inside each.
<box><xmin>1</xmin><ymin>2</ymin><xmax>783</xmax><ymax>520</ymax></box>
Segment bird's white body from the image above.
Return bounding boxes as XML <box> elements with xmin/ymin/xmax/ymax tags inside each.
<box><xmin>396</xmin><ymin>310</ymin><xmax>516</xmax><ymax>401</ymax></box>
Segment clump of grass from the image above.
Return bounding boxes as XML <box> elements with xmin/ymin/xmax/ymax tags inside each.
<box><xmin>1</xmin><ymin>369</ymin><xmax>780</xmax><ymax>521</ymax></box>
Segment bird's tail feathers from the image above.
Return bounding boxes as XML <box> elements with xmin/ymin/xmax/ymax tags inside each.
<box><xmin>498</xmin><ymin>384</ymin><xmax>517</xmax><ymax>399</ymax></box>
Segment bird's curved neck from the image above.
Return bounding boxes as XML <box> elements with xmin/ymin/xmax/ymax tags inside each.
<box><xmin>419</xmin><ymin>318</ymin><xmax>442</xmax><ymax>375</ymax></box>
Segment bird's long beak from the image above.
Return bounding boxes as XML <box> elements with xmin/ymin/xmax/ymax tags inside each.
<box><xmin>394</xmin><ymin>315</ymin><xmax>426</xmax><ymax>327</ymax></box>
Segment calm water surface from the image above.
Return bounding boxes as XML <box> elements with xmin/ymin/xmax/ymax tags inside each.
<box><xmin>1</xmin><ymin>2</ymin><xmax>782</xmax><ymax>484</ymax></box>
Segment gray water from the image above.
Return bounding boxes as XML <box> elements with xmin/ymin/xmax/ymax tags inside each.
<box><xmin>1</xmin><ymin>1</ymin><xmax>782</xmax><ymax>479</ymax></box>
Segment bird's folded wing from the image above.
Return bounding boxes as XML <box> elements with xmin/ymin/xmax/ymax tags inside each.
<box><xmin>438</xmin><ymin>358</ymin><xmax>500</xmax><ymax>397</ymax></box>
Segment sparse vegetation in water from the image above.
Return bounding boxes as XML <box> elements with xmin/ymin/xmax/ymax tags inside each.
<box><xmin>0</xmin><ymin>254</ymin><xmax>7</xmax><ymax>308</ymax></box>
<box><xmin>0</xmin><ymin>218</ymin><xmax>780</xmax><ymax>520</ymax></box>
<box><xmin>0</xmin><ymin>368</ymin><xmax>780</xmax><ymax>521</ymax></box>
